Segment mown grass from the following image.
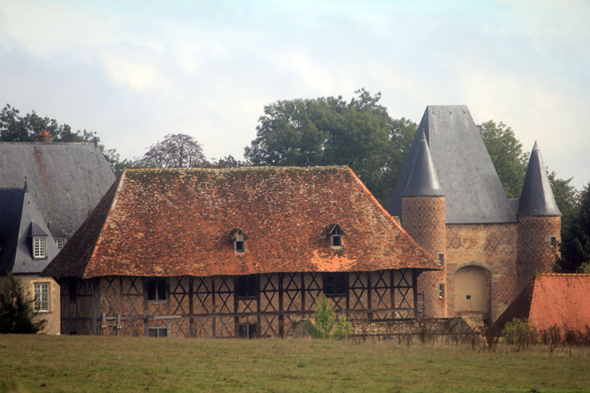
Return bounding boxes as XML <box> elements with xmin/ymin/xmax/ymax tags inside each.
<box><xmin>1</xmin><ymin>335</ymin><xmax>589</xmax><ymax>392</ymax></box>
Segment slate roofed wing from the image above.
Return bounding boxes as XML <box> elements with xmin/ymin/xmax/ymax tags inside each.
<box><xmin>43</xmin><ymin>166</ymin><xmax>440</xmax><ymax>279</ymax></box>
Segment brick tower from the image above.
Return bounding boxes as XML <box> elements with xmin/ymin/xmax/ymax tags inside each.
<box><xmin>516</xmin><ymin>142</ymin><xmax>561</xmax><ymax>291</ymax></box>
<box><xmin>401</xmin><ymin>131</ymin><xmax>446</xmax><ymax>318</ymax></box>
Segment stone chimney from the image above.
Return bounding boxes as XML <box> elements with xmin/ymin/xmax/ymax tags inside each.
<box><xmin>34</xmin><ymin>129</ymin><xmax>53</xmax><ymax>143</ymax></box>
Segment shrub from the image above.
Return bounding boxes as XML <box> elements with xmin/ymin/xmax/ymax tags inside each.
<box><xmin>0</xmin><ymin>273</ymin><xmax>45</xmax><ymax>334</ymax></box>
<box><xmin>501</xmin><ymin>318</ymin><xmax>538</xmax><ymax>352</ymax></box>
<box><xmin>306</xmin><ymin>295</ymin><xmax>352</xmax><ymax>340</ymax></box>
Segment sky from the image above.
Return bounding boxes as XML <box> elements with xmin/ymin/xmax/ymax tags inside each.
<box><xmin>1</xmin><ymin>0</ymin><xmax>589</xmax><ymax>189</ymax></box>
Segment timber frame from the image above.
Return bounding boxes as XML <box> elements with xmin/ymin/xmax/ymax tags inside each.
<box><xmin>60</xmin><ymin>269</ymin><xmax>419</xmax><ymax>337</ymax></box>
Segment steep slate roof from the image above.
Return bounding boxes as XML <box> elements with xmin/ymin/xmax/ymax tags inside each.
<box><xmin>388</xmin><ymin>106</ymin><xmax>516</xmax><ymax>224</ymax></box>
<box><xmin>0</xmin><ymin>142</ymin><xmax>115</xmax><ymax>238</ymax></box>
<box><xmin>494</xmin><ymin>274</ymin><xmax>590</xmax><ymax>332</ymax></box>
<box><xmin>401</xmin><ymin>131</ymin><xmax>444</xmax><ymax>197</ymax></box>
<box><xmin>517</xmin><ymin>142</ymin><xmax>561</xmax><ymax>217</ymax></box>
<box><xmin>43</xmin><ymin>166</ymin><xmax>440</xmax><ymax>279</ymax></box>
<box><xmin>0</xmin><ymin>187</ymin><xmax>60</xmax><ymax>274</ymax></box>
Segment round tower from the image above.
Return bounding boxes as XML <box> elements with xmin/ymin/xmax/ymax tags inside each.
<box><xmin>401</xmin><ymin>131</ymin><xmax>447</xmax><ymax>318</ymax></box>
<box><xmin>516</xmin><ymin>142</ymin><xmax>561</xmax><ymax>291</ymax></box>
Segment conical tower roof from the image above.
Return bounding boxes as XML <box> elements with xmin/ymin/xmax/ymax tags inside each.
<box><xmin>401</xmin><ymin>131</ymin><xmax>444</xmax><ymax>197</ymax></box>
<box><xmin>389</xmin><ymin>106</ymin><xmax>515</xmax><ymax>224</ymax></box>
<box><xmin>517</xmin><ymin>142</ymin><xmax>561</xmax><ymax>216</ymax></box>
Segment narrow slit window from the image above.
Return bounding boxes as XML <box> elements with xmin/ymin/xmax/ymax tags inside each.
<box><xmin>439</xmin><ymin>283</ymin><xmax>445</xmax><ymax>299</ymax></box>
<box><xmin>550</xmin><ymin>237</ymin><xmax>557</xmax><ymax>247</ymax></box>
<box><xmin>438</xmin><ymin>253</ymin><xmax>445</xmax><ymax>267</ymax></box>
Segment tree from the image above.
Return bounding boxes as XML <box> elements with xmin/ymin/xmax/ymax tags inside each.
<box><xmin>141</xmin><ymin>133</ymin><xmax>208</xmax><ymax>168</ymax></box>
<box><xmin>481</xmin><ymin>120</ymin><xmax>529</xmax><ymax>198</ymax></box>
<box><xmin>244</xmin><ymin>89</ymin><xmax>415</xmax><ymax>207</ymax></box>
<box><xmin>0</xmin><ymin>273</ymin><xmax>45</xmax><ymax>334</ymax></box>
<box><xmin>556</xmin><ymin>183</ymin><xmax>590</xmax><ymax>272</ymax></box>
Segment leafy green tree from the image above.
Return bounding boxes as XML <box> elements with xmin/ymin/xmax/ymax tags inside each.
<box><xmin>481</xmin><ymin>120</ymin><xmax>529</xmax><ymax>198</ymax></box>
<box><xmin>244</xmin><ymin>89</ymin><xmax>415</xmax><ymax>207</ymax></box>
<box><xmin>0</xmin><ymin>273</ymin><xmax>45</xmax><ymax>334</ymax></box>
<box><xmin>556</xmin><ymin>183</ymin><xmax>590</xmax><ymax>272</ymax></box>
<box><xmin>306</xmin><ymin>295</ymin><xmax>352</xmax><ymax>340</ymax></box>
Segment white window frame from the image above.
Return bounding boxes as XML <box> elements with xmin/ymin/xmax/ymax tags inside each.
<box><xmin>33</xmin><ymin>237</ymin><xmax>47</xmax><ymax>258</ymax></box>
<box><xmin>56</xmin><ymin>239</ymin><xmax>64</xmax><ymax>249</ymax></box>
<box><xmin>34</xmin><ymin>282</ymin><xmax>50</xmax><ymax>312</ymax></box>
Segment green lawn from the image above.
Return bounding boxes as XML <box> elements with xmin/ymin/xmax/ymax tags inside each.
<box><xmin>1</xmin><ymin>335</ymin><xmax>589</xmax><ymax>392</ymax></box>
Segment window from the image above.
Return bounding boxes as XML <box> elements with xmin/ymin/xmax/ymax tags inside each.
<box><xmin>147</xmin><ymin>279</ymin><xmax>166</xmax><ymax>301</ymax></box>
<box><xmin>550</xmin><ymin>237</ymin><xmax>557</xmax><ymax>247</ymax></box>
<box><xmin>34</xmin><ymin>283</ymin><xmax>49</xmax><ymax>312</ymax></box>
<box><xmin>33</xmin><ymin>237</ymin><xmax>46</xmax><ymax>258</ymax></box>
<box><xmin>438</xmin><ymin>253</ymin><xmax>445</xmax><ymax>267</ymax></box>
<box><xmin>69</xmin><ymin>280</ymin><xmax>77</xmax><ymax>303</ymax></box>
<box><xmin>148</xmin><ymin>328</ymin><xmax>168</xmax><ymax>337</ymax></box>
<box><xmin>230</xmin><ymin>228</ymin><xmax>247</xmax><ymax>254</ymax></box>
<box><xmin>323</xmin><ymin>273</ymin><xmax>348</xmax><ymax>297</ymax></box>
<box><xmin>237</xmin><ymin>275</ymin><xmax>257</xmax><ymax>299</ymax></box>
<box><xmin>56</xmin><ymin>239</ymin><xmax>64</xmax><ymax>249</ymax></box>
<box><xmin>235</xmin><ymin>239</ymin><xmax>246</xmax><ymax>254</ymax></box>
<box><xmin>439</xmin><ymin>283</ymin><xmax>445</xmax><ymax>299</ymax></box>
<box><xmin>238</xmin><ymin>323</ymin><xmax>257</xmax><ymax>339</ymax></box>
<box><xmin>328</xmin><ymin>223</ymin><xmax>345</xmax><ymax>249</ymax></box>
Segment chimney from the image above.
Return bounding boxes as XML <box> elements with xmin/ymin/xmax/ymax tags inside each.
<box><xmin>476</xmin><ymin>125</ymin><xmax>483</xmax><ymax>137</ymax></box>
<box><xmin>34</xmin><ymin>129</ymin><xmax>53</xmax><ymax>143</ymax></box>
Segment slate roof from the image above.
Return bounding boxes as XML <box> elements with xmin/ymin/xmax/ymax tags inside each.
<box><xmin>517</xmin><ymin>142</ymin><xmax>561</xmax><ymax>217</ymax></box>
<box><xmin>494</xmin><ymin>274</ymin><xmax>590</xmax><ymax>332</ymax></box>
<box><xmin>401</xmin><ymin>131</ymin><xmax>444</xmax><ymax>197</ymax></box>
<box><xmin>388</xmin><ymin>106</ymin><xmax>516</xmax><ymax>224</ymax></box>
<box><xmin>0</xmin><ymin>142</ymin><xmax>115</xmax><ymax>239</ymax></box>
<box><xmin>43</xmin><ymin>166</ymin><xmax>441</xmax><ymax>279</ymax></box>
<box><xmin>0</xmin><ymin>187</ymin><xmax>60</xmax><ymax>274</ymax></box>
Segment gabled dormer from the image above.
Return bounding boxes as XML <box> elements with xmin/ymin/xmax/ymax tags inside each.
<box><xmin>229</xmin><ymin>228</ymin><xmax>248</xmax><ymax>254</ymax></box>
<box><xmin>327</xmin><ymin>223</ymin><xmax>345</xmax><ymax>249</ymax></box>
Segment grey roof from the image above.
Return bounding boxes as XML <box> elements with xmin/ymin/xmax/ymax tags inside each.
<box><xmin>0</xmin><ymin>188</ymin><xmax>59</xmax><ymax>274</ymax></box>
<box><xmin>0</xmin><ymin>142</ymin><xmax>115</xmax><ymax>238</ymax></box>
<box><xmin>517</xmin><ymin>142</ymin><xmax>561</xmax><ymax>217</ymax></box>
<box><xmin>388</xmin><ymin>106</ymin><xmax>516</xmax><ymax>224</ymax></box>
<box><xmin>401</xmin><ymin>131</ymin><xmax>444</xmax><ymax>197</ymax></box>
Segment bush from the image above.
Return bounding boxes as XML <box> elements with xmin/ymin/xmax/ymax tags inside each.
<box><xmin>306</xmin><ymin>295</ymin><xmax>352</xmax><ymax>340</ymax></box>
<box><xmin>0</xmin><ymin>273</ymin><xmax>45</xmax><ymax>334</ymax></box>
<box><xmin>502</xmin><ymin>318</ymin><xmax>538</xmax><ymax>351</ymax></box>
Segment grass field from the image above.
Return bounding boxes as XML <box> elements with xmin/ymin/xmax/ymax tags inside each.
<box><xmin>1</xmin><ymin>335</ymin><xmax>590</xmax><ymax>393</ymax></box>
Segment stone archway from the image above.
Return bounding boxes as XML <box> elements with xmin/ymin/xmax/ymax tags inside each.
<box><xmin>454</xmin><ymin>265</ymin><xmax>491</xmax><ymax>323</ymax></box>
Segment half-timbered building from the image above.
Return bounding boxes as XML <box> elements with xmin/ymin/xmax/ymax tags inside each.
<box><xmin>43</xmin><ymin>166</ymin><xmax>440</xmax><ymax>338</ymax></box>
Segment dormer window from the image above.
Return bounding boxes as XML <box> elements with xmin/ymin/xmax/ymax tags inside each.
<box><xmin>229</xmin><ymin>228</ymin><xmax>247</xmax><ymax>254</ymax></box>
<box><xmin>33</xmin><ymin>237</ymin><xmax>47</xmax><ymax>258</ymax></box>
<box><xmin>328</xmin><ymin>223</ymin><xmax>345</xmax><ymax>249</ymax></box>
<box><xmin>29</xmin><ymin>222</ymin><xmax>48</xmax><ymax>259</ymax></box>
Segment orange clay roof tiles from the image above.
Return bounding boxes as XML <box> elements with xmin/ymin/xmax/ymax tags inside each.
<box><xmin>43</xmin><ymin>166</ymin><xmax>440</xmax><ymax>279</ymax></box>
<box><xmin>494</xmin><ymin>273</ymin><xmax>590</xmax><ymax>332</ymax></box>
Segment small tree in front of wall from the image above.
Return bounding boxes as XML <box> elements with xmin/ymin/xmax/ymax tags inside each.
<box><xmin>501</xmin><ymin>318</ymin><xmax>538</xmax><ymax>352</ymax></box>
<box><xmin>0</xmin><ymin>273</ymin><xmax>45</xmax><ymax>334</ymax></box>
<box><xmin>306</xmin><ymin>295</ymin><xmax>352</xmax><ymax>340</ymax></box>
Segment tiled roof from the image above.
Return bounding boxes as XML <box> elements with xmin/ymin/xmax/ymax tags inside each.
<box><xmin>43</xmin><ymin>166</ymin><xmax>440</xmax><ymax>279</ymax></box>
<box><xmin>494</xmin><ymin>274</ymin><xmax>590</xmax><ymax>332</ymax></box>
<box><xmin>0</xmin><ymin>142</ymin><xmax>115</xmax><ymax>238</ymax></box>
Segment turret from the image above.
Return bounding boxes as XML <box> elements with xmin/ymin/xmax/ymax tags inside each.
<box><xmin>401</xmin><ymin>132</ymin><xmax>447</xmax><ymax>318</ymax></box>
<box><xmin>516</xmin><ymin>142</ymin><xmax>561</xmax><ymax>290</ymax></box>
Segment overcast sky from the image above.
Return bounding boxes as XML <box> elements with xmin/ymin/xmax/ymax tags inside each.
<box><xmin>1</xmin><ymin>0</ymin><xmax>588</xmax><ymax>189</ymax></box>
